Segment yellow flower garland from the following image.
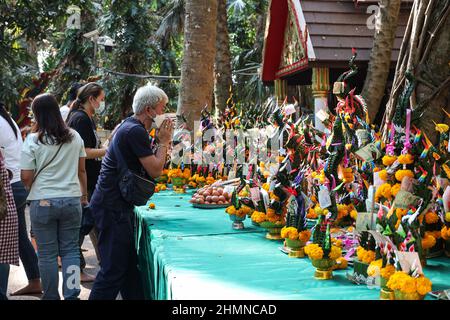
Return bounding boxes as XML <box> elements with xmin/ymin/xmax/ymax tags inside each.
<box><xmin>356</xmin><ymin>246</ymin><xmax>376</xmax><ymax>264</ymax></box>
<box><xmin>328</xmin><ymin>246</ymin><xmax>342</xmax><ymax>260</ymax></box>
<box><xmin>391</xmin><ymin>183</ymin><xmax>401</xmax><ymax>197</ymax></box>
<box><xmin>378</xmin><ymin>169</ymin><xmax>389</xmax><ymax>181</ymax></box>
<box><xmin>280</xmin><ymin>227</ymin><xmax>299</xmax><ymax>240</ymax></box>
<box><xmin>398</xmin><ymin>154</ymin><xmax>414</xmax><ymax>165</ymax></box>
<box><xmin>251</xmin><ymin>211</ymin><xmax>267</xmax><ymax>223</ymax></box>
<box><xmin>424</xmin><ymin>211</ymin><xmax>439</xmax><ymax>224</ymax></box>
<box><xmin>421</xmin><ymin>233</ymin><xmax>436</xmax><ymax>250</ymax></box>
<box><xmin>387</xmin><ymin>272</ymin><xmax>432</xmax><ymax>295</ymax></box>
<box><xmin>395</xmin><ymin>169</ymin><xmax>414</xmax><ymax>182</ymax></box>
<box><xmin>380</xmin><ymin>264</ymin><xmax>396</xmax><ymax>279</ymax></box>
<box><xmin>441</xmin><ymin>226</ymin><xmax>450</xmax><ymax>240</ymax></box>
<box><xmin>382</xmin><ymin>155</ymin><xmax>397</xmax><ymax>166</ymax></box>
<box><xmin>375</xmin><ymin>183</ymin><xmax>392</xmax><ymax>202</ymax></box>
<box><xmin>304</xmin><ymin>243</ymin><xmax>324</xmax><ymax>260</ymax></box>
<box><xmin>333</xmin><ymin>257</ymin><xmax>348</xmax><ymax>269</ymax></box>
<box><xmin>307</xmin><ymin>207</ymin><xmax>318</xmax><ymax>219</ymax></box>
<box><xmin>367</xmin><ymin>259</ymin><xmax>383</xmax><ymax>277</ymax></box>
<box><xmin>298</xmin><ymin>230</ymin><xmax>312</xmax><ymax>243</ymax></box>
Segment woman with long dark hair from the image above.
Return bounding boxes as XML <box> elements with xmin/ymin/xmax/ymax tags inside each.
<box><xmin>67</xmin><ymin>82</ymin><xmax>106</xmax><ymax>281</ymax></box>
<box><xmin>20</xmin><ymin>93</ymin><xmax>88</xmax><ymax>300</ymax></box>
<box><xmin>0</xmin><ymin>102</ymin><xmax>42</xmax><ymax>296</ymax></box>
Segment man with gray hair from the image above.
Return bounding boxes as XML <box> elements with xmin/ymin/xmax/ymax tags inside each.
<box><xmin>89</xmin><ymin>84</ymin><xmax>173</xmax><ymax>300</ymax></box>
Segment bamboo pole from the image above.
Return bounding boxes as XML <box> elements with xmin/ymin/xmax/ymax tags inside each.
<box><xmin>408</xmin><ymin>0</ymin><xmax>429</xmax><ymax>109</ymax></box>
<box><xmin>419</xmin><ymin>3</ymin><xmax>450</xmax><ymax>65</ymax></box>
<box><xmin>395</xmin><ymin>0</ymin><xmax>416</xmax><ymax>75</ymax></box>
<box><xmin>381</xmin><ymin>0</ymin><xmax>417</xmax><ymax>138</ymax></box>
<box><xmin>416</xmin><ymin>0</ymin><xmax>436</xmax><ymax>61</ymax></box>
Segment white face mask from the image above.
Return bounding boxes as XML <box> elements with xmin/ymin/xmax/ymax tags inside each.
<box><xmin>97</xmin><ymin>101</ymin><xmax>106</xmax><ymax>113</ymax></box>
<box><xmin>153</xmin><ymin>114</ymin><xmax>166</xmax><ymax>128</ymax></box>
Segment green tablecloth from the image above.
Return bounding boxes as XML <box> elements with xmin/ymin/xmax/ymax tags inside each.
<box><xmin>135</xmin><ymin>190</ymin><xmax>450</xmax><ymax>300</ymax></box>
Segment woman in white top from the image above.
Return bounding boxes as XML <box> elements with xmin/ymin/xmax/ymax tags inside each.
<box><xmin>0</xmin><ymin>102</ymin><xmax>41</xmax><ymax>296</ymax></box>
<box><xmin>20</xmin><ymin>94</ymin><xmax>88</xmax><ymax>300</ymax></box>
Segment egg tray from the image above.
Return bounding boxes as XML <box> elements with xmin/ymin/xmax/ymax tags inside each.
<box><xmin>192</xmin><ymin>203</ymin><xmax>230</xmax><ymax>209</ymax></box>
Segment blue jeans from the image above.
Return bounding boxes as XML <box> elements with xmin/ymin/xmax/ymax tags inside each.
<box><xmin>0</xmin><ymin>263</ymin><xmax>10</xmax><ymax>300</ymax></box>
<box><xmin>11</xmin><ymin>181</ymin><xmax>40</xmax><ymax>281</ymax></box>
<box><xmin>30</xmin><ymin>197</ymin><xmax>82</xmax><ymax>300</ymax></box>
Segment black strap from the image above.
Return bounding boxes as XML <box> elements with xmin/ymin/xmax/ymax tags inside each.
<box><xmin>110</xmin><ymin>119</ymin><xmax>152</xmax><ymax>180</ymax></box>
<box><xmin>32</xmin><ymin>143</ymin><xmax>64</xmax><ymax>183</ymax></box>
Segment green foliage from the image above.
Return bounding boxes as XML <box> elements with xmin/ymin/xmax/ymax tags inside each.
<box><xmin>227</xmin><ymin>0</ymin><xmax>270</xmax><ymax>107</ymax></box>
<box><xmin>0</xmin><ymin>0</ymin><xmax>68</xmax><ymax>109</ymax></box>
<box><xmin>1</xmin><ymin>0</ymin><xmax>272</xmax><ymax>126</ymax></box>
<box><xmin>97</xmin><ymin>0</ymin><xmax>159</xmax><ymax>128</ymax></box>
<box><xmin>46</xmin><ymin>2</ymin><xmax>98</xmax><ymax>103</ymax></box>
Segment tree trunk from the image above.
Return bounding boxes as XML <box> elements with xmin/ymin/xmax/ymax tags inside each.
<box><xmin>177</xmin><ymin>0</ymin><xmax>218</xmax><ymax>131</ymax></box>
<box><xmin>415</xmin><ymin>3</ymin><xmax>450</xmax><ymax>143</ymax></box>
<box><xmin>213</xmin><ymin>0</ymin><xmax>232</xmax><ymax>112</ymax></box>
<box><xmin>362</xmin><ymin>0</ymin><xmax>402</xmax><ymax>123</ymax></box>
<box><xmin>382</xmin><ymin>0</ymin><xmax>450</xmax><ymax>144</ymax></box>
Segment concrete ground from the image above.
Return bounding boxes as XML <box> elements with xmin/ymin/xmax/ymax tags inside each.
<box><xmin>7</xmin><ymin>205</ymin><xmax>101</xmax><ymax>300</ymax></box>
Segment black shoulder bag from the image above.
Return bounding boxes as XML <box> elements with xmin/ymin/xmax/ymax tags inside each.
<box><xmin>111</xmin><ymin>129</ymin><xmax>155</xmax><ymax>206</ymax></box>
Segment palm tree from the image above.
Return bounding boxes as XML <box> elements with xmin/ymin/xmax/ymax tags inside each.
<box><xmin>214</xmin><ymin>0</ymin><xmax>232</xmax><ymax>112</ymax></box>
<box><xmin>361</xmin><ymin>0</ymin><xmax>402</xmax><ymax>123</ymax></box>
<box><xmin>177</xmin><ymin>0</ymin><xmax>218</xmax><ymax>131</ymax></box>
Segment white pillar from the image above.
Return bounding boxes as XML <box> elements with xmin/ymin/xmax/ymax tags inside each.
<box><xmin>312</xmin><ymin>67</ymin><xmax>330</xmax><ymax>134</ymax></box>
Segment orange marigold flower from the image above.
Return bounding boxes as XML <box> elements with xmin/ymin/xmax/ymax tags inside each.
<box><xmin>391</xmin><ymin>183</ymin><xmax>401</xmax><ymax>197</ymax></box>
<box><xmin>395</xmin><ymin>169</ymin><xmax>414</xmax><ymax>182</ymax></box>
<box><xmin>382</xmin><ymin>155</ymin><xmax>397</xmax><ymax>166</ymax></box>
<box><xmin>398</xmin><ymin>153</ymin><xmax>414</xmax><ymax>165</ymax></box>
<box><xmin>424</xmin><ymin>211</ymin><xmax>439</xmax><ymax>224</ymax></box>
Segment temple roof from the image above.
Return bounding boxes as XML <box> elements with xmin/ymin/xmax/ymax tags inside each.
<box><xmin>262</xmin><ymin>0</ymin><xmax>412</xmax><ymax>83</ymax></box>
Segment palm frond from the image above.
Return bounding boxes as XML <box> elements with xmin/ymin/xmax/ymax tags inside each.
<box><xmin>156</xmin><ymin>0</ymin><xmax>185</xmax><ymax>40</ymax></box>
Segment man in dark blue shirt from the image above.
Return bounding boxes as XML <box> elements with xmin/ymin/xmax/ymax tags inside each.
<box><xmin>89</xmin><ymin>85</ymin><xmax>173</xmax><ymax>300</ymax></box>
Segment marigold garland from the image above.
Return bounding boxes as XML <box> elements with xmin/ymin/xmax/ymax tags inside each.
<box><xmin>333</xmin><ymin>257</ymin><xmax>348</xmax><ymax>270</ymax></box>
<box><xmin>428</xmin><ymin>230</ymin><xmax>441</xmax><ymax>239</ymax></box>
<box><xmin>391</xmin><ymin>183</ymin><xmax>401</xmax><ymax>197</ymax></box>
<box><xmin>380</xmin><ymin>264</ymin><xmax>396</xmax><ymax>279</ymax></box>
<box><xmin>281</xmin><ymin>227</ymin><xmax>299</xmax><ymax>240</ymax></box>
<box><xmin>398</xmin><ymin>154</ymin><xmax>414</xmax><ymax>165</ymax></box>
<box><xmin>382</xmin><ymin>155</ymin><xmax>397</xmax><ymax>166</ymax></box>
<box><xmin>441</xmin><ymin>226</ymin><xmax>450</xmax><ymax>240</ymax></box>
<box><xmin>307</xmin><ymin>207</ymin><xmax>318</xmax><ymax>219</ymax></box>
<box><xmin>421</xmin><ymin>233</ymin><xmax>436</xmax><ymax>250</ymax></box>
<box><xmin>332</xmin><ymin>238</ymin><xmax>343</xmax><ymax>248</ymax></box>
<box><xmin>350</xmin><ymin>209</ymin><xmax>358</xmax><ymax>220</ymax></box>
<box><xmin>375</xmin><ymin>183</ymin><xmax>392</xmax><ymax>201</ymax></box>
<box><xmin>387</xmin><ymin>272</ymin><xmax>432</xmax><ymax>295</ymax></box>
<box><xmin>298</xmin><ymin>230</ymin><xmax>312</xmax><ymax>243</ymax></box>
<box><xmin>424</xmin><ymin>211</ymin><xmax>439</xmax><ymax>224</ymax></box>
<box><xmin>356</xmin><ymin>246</ymin><xmax>376</xmax><ymax>264</ymax></box>
<box><xmin>395</xmin><ymin>169</ymin><xmax>414</xmax><ymax>182</ymax></box>
<box><xmin>328</xmin><ymin>246</ymin><xmax>342</xmax><ymax>260</ymax></box>
<box><xmin>378</xmin><ymin>169</ymin><xmax>389</xmax><ymax>181</ymax></box>
<box><xmin>251</xmin><ymin>211</ymin><xmax>266</xmax><ymax>223</ymax></box>
<box><xmin>304</xmin><ymin>243</ymin><xmax>324</xmax><ymax>260</ymax></box>
<box><xmin>367</xmin><ymin>259</ymin><xmax>382</xmax><ymax>277</ymax></box>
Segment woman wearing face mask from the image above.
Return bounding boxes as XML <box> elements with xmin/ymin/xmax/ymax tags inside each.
<box><xmin>66</xmin><ymin>82</ymin><xmax>106</xmax><ymax>282</ymax></box>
